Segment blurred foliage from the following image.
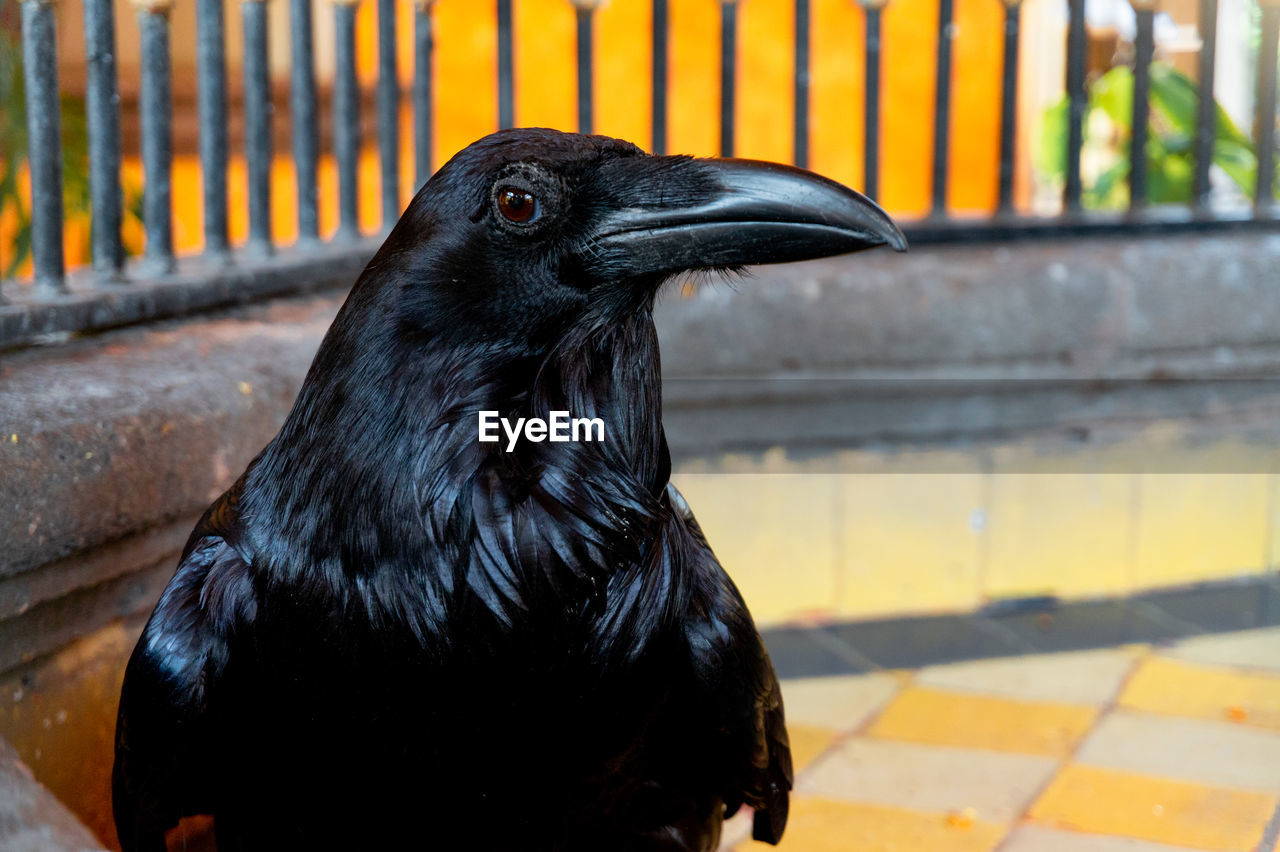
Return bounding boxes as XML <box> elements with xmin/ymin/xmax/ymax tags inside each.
<box><xmin>0</xmin><ymin>20</ymin><xmax>139</xmax><ymax>279</ymax></box>
<box><xmin>1038</xmin><ymin>62</ymin><xmax>1266</xmax><ymax>208</ymax></box>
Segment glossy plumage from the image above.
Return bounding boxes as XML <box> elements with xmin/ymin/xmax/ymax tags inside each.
<box><xmin>113</xmin><ymin>129</ymin><xmax>904</xmax><ymax>851</ymax></box>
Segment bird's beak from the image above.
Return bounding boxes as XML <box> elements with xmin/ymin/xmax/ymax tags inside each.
<box><xmin>590</xmin><ymin>158</ymin><xmax>907</xmax><ymax>281</ymax></box>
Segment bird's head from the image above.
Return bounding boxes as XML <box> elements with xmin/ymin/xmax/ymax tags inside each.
<box><xmin>353</xmin><ymin>127</ymin><xmax>906</xmax><ymax>360</ymax></box>
<box><xmin>255</xmin><ymin>129</ymin><xmax>906</xmax><ymax>599</ymax></box>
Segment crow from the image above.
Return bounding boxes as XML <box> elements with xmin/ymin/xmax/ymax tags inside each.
<box><xmin>113</xmin><ymin>128</ymin><xmax>905</xmax><ymax>852</ymax></box>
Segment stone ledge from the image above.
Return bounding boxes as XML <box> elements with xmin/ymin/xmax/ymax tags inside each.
<box><xmin>655</xmin><ymin>233</ymin><xmax>1280</xmax><ymax>375</ymax></box>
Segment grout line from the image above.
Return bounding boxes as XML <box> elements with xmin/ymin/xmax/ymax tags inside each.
<box><xmin>848</xmin><ymin>670</ymin><xmax>916</xmax><ymax>740</ymax></box>
<box><xmin>1261</xmin><ymin>470</ymin><xmax>1277</xmax><ymax>590</ymax></box>
<box><xmin>1258</xmin><ymin>797</ymin><xmax>1280</xmax><ymax>852</ymax></box>
<box><xmin>988</xmin><ymin>645</ymin><xmax>1150</xmax><ymax>852</ymax></box>
<box><xmin>724</xmin><ymin>671</ymin><xmax>911</xmax><ymax>851</ymax></box>
<box><xmin>1127</xmin><ymin>471</ymin><xmax>1141</xmax><ymax>602</ymax></box>
<box><xmin>969</xmin><ymin>613</ymin><xmax>1041</xmax><ymax>656</ymax></box>
<box><xmin>831</xmin><ymin>475</ymin><xmax>845</xmax><ymax>619</ymax></box>
<box><xmin>803</xmin><ymin>627</ymin><xmax>882</xmax><ymax>674</ymax></box>
<box><xmin>976</xmin><ymin>463</ymin><xmax>993</xmax><ymax>603</ymax></box>
<box><xmin>1129</xmin><ymin>598</ymin><xmax>1209</xmax><ymax>639</ymax></box>
<box><xmin>794</xmin><ymin>672</ymin><xmax>909</xmax><ymax>791</ymax></box>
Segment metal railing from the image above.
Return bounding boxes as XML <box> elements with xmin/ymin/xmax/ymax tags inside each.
<box><xmin>2</xmin><ymin>0</ymin><xmax>1278</xmax><ymax>350</ymax></box>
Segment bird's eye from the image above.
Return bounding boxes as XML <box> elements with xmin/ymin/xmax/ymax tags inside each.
<box><xmin>496</xmin><ymin>187</ymin><xmax>539</xmax><ymax>224</ymax></box>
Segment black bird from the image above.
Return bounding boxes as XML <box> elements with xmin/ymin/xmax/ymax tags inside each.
<box><xmin>113</xmin><ymin>128</ymin><xmax>905</xmax><ymax>852</ymax></box>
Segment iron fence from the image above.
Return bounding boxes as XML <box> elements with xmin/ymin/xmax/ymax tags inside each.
<box><xmin>2</xmin><ymin>0</ymin><xmax>1278</xmax><ymax>350</ymax></box>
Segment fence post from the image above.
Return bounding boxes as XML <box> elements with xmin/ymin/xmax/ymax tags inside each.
<box><xmin>931</xmin><ymin>0</ymin><xmax>955</xmax><ymax>215</ymax></box>
<box><xmin>857</xmin><ymin>0</ymin><xmax>887</xmax><ymax>200</ymax></box>
<box><xmin>997</xmin><ymin>0</ymin><xmax>1022</xmax><ymax>214</ymax></box>
<box><xmin>20</xmin><ymin>0</ymin><xmax>66</xmax><ymax>294</ymax></box>
<box><xmin>377</xmin><ymin>0</ymin><xmax>400</xmax><ymax>224</ymax></box>
<box><xmin>242</xmin><ymin>0</ymin><xmax>273</xmax><ymax>255</ymax></box>
<box><xmin>1129</xmin><ymin>0</ymin><xmax>1157</xmax><ymax>213</ymax></box>
<box><xmin>290</xmin><ymin>0</ymin><xmax>320</xmax><ymax>242</ymax></box>
<box><xmin>334</xmin><ymin>0</ymin><xmax>362</xmax><ymax>238</ymax></box>
<box><xmin>720</xmin><ymin>0</ymin><xmax>739</xmax><ymax>158</ymax></box>
<box><xmin>1192</xmin><ymin>0</ymin><xmax>1218</xmax><ymax>209</ymax></box>
<box><xmin>497</xmin><ymin>0</ymin><xmax>514</xmax><ymax>129</ymax></box>
<box><xmin>652</xmin><ymin>0</ymin><xmax>668</xmax><ymax>154</ymax></box>
<box><xmin>197</xmin><ymin>0</ymin><xmax>230</xmax><ymax>259</ymax></box>
<box><xmin>794</xmin><ymin>0</ymin><xmax>810</xmax><ymax>168</ymax></box>
<box><xmin>83</xmin><ymin>0</ymin><xmax>126</xmax><ymax>277</ymax></box>
<box><xmin>1063</xmin><ymin>0</ymin><xmax>1086</xmax><ymax>212</ymax></box>
<box><xmin>134</xmin><ymin>0</ymin><xmax>175</xmax><ymax>274</ymax></box>
<box><xmin>414</xmin><ymin>0</ymin><xmax>437</xmax><ymax>187</ymax></box>
<box><xmin>571</xmin><ymin>1</ymin><xmax>602</xmax><ymax>136</ymax></box>
<box><xmin>1254</xmin><ymin>0</ymin><xmax>1279</xmax><ymax>212</ymax></box>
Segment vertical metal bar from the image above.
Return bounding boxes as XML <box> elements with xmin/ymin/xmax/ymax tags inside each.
<box><xmin>1256</xmin><ymin>6</ymin><xmax>1279</xmax><ymax>211</ymax></box>
<box><xmin>652</xmin><ymin>0</ymin><xmax>668</xmax><ymax>154</ymax></box>
<box><xmin>931</xmin><ymin>0</ymin><xmax>954</xmax><ymax>215</ymax></box>
<box><xmin>863</xmin><ymin>2</ymin><xmax>882</xmax><ymax>200</ymax></box>
<box><xmin>1192</xmin><ymin>0</ymin><xmax>1218</xmax><ymax>207</ymax></box>
<box><xmin>1064</xmin><ymin>0</ymin><xmax>1087</xmax><ymax>212</ymax></box>
<box><xmin>137</xmin><ymin>0</ymin><xmax>175</xmax><ymax>273</ymax></box>
<box><xmin>1129</xmin><ymin>4</ymin><xmax>1155</xmax><ymax>212</ymax></box>
<box><xmin>334</xmin><ymin>0</ymin><xmax>361</xmax><ymax>237</ymax></box>
<box><xmin>794</xmin><ymin>0</ymin><xmax>810</xmax><ymax>168</ymax></box>
<box><xmin>83</xmin><ymin>0</ymin><xmax>125</xmax><ymax>276</ymax></box>
<box><xmin>20</xmin><ymin>0</ymin><xmax>65</xmax><ymax>293</ymax></box>
<box><xmin>197</xmin><ymin>0</ymin><xmax>229</xmax><ymax>258</ymax></box>
<box><xmin>720</xmin><ymin>1</ymin><xmax>738</xmax><ymax>157</ymax></box>
<box><xmin>575</xmin><ymin>4</ymin><xmax>595</xmax><ymax>135</ymax></box>
<box><xmin>497</xmin><ymin>0</ymin><xmax>514</xmax><ymax>129</ymax></box>
<box><xmin>242</xmin><ymin>0</ymin><xmax>273</xmax><ymax>254</ymax></box>
<box><xmin>377</xmin><ymin>0</ymin><xmax>400</xmax><ymax>224</ymax></box>
<box><xmin>997</xmin><ymin>0</ymin><xmax>1020</xmax><ymax>213</ymax></box>
<box><xmin>414</xmin><ymin>0</ymin><xmax>436</xmax><ymax>186</ymax></box>
<box><xmin>290</xmin><ymin>0</ymin><xmax>320</xmax><ymax>241</ymax></box>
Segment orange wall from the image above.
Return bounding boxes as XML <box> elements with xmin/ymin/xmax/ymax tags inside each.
<box><xmin>352</xmin><ymin>0</ymin><xmax>1006</xmax><ymax>226</ymax></box>
<box><xmin>425</xmin><ymin>0</ymin><xmax>1004</xmax><ymax>215</ymax></box>
<box><xmin>14</xmin><ymin>0</ymin><xmax>1011</xmax><ymax>274</ymax></box>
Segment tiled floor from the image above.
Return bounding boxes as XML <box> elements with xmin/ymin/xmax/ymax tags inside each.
<box><xmin>725</xmin><ymin>627</ymin><xmax>1280</xmax><ymax>852</ymax></box>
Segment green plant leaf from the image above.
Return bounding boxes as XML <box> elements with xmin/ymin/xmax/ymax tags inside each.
<box><xmin>1147</xmin><ymin>149</ymin><xmax>1193</xmax><ymax>204</ymax></box>
<box><xmin>4</xmin><ymin>209</ymin><xmax>30</xmax><ymax>280</ymax></box>
<box><xmin>1036</xmin><ymin>95</ymin><xmax>1069</xmax><ymax>184</ymax></box>
<box><xmin>1091</xmin><ymin>66</ymin><xmax>1133</xmax><ymax>133</ymax></box>
<box><xmin>1213</xmin><ymin>138</ymin><xmax>1256</xmax><ymax>195</ymax></box>
<box><xmin>1090</xmin><ymin>159</ymin><xmax>1131</xmax><ymax>208</ymax></box>
<box><xmin>1036</xmin><ymin>60</ymin><xmax>1258</xmax><ymax>210</ymax></box>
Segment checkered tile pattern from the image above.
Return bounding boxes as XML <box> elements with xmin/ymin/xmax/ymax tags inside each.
<box><xmin>725</xmin><ymin>628</ymin><xmax>1280</xmax><ymax>852</ymax></box>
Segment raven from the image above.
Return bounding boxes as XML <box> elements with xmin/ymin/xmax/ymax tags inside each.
<box><xmin>113</xmin><ymin>128</ymin><xmax>905</xmax><ymax>852</ymax></box>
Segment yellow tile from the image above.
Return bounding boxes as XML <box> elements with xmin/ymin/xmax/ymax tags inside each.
<box><xmin>866</xmin><ymin>686</ymin><xmax>1098</xmax><ymax>757</ymax></box>
<box><xmin>1269</xmin><ymin>474</ymin><xmax>1280</xmax><ymax>571</ymax></box>
<box><xmin>1134</xmin><ymin>474</ymin><xmax>1271</xmax><ymax>588</ymax></box>
<box><xmin>838</xmin><ymin>473</ymin><xmax>985</xmax><ymax>618</ymax></box>
<box><xmin>738</xmin><ymin>796</ymin><xmax>1005</xmax><ymax>851</ymax></box>
<box><xmin>669</xmin><ymin>473</ymin><xmax>839</xmax><ymax>626</ymax></box>
<box><xmin>984</xmin><ymin>474</ymin><xmax>1134</xmax><ymax>600</ymax></box>
<box><xmin>1029</xmin><ymin>765</ymin><xmax>1276</xmax><ymax>852</ymax></box>
<box><xmin>1120</xmin><ymin>656</ymin><xmax>1280</xmax><ymax>730</ymax></box>
<box><xmin>788</xmin><ymin>724</ymin><xmax>840</xmax><ymax>773</ymax></box>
